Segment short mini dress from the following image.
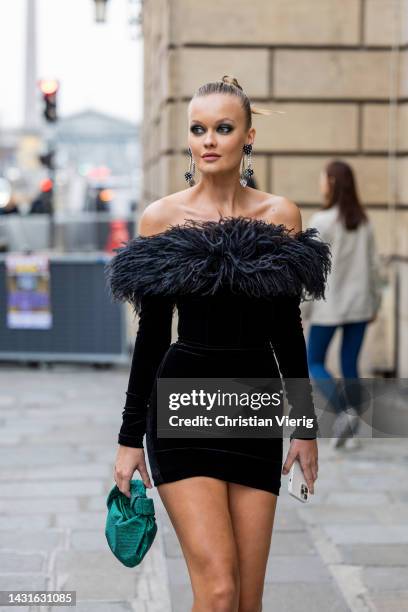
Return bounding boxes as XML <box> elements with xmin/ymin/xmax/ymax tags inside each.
<box><xmin>105</xmin><ymin>216</ymin><xmax>331</xmax><ymax>495</ymax></box>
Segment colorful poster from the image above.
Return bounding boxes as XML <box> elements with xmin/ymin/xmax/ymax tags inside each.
<box><xmin>5</xmin><ymin>254</ymin><xmax>52</xmax><ymax>329</ymax></box>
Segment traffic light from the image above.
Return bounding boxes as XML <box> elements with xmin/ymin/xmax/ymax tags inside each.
<box><xmin>39</xmin><ymin>150</ymin><xmax>55</xmax><ymax>170</ymax></box>
<box><xmin>39</xmin><ymin>79</ymin><xmax>59</xmax><ymax>123</ymax></box>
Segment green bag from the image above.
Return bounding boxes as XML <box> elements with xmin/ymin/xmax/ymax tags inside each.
<box><xmin>105</xmin><ymin>479</ymin><xmax>157</xmax><ymax>567</ymax></box>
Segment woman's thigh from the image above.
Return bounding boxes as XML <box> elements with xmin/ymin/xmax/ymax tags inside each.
<box><xmin>157</xmin><ymin>476</ymin><xmax>240</xmax><ymax>595</ymax></box>
<box><xmin>227</xmin><ymin>483</ymin><xmax>278</xmax><ymax>610</ymax></box>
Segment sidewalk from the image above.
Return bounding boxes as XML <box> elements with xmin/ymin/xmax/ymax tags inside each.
<box><xmin>0</xmin><ymin>366</ymin><xmax>171</xmax><ymax>612</ymax></box>
<box><xmin>0</xmin><ymin>366</ymin><xmax>407</xmax><ymax>611</ymax></box>
<box><xmin>162</xmin><ymin>437</ymin><xmax>408</xmax><ymax>612</ymax></box>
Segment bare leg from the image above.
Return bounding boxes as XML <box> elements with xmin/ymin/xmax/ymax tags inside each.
<box><xmin>227</xmin><ymin>483</ymin><xmax>278</xmax><ymax>612</ymax></box>
<box><xmin>157</xmin><ymin>476</ymin><xmax>241</xmax><ymax>612</ymax></box>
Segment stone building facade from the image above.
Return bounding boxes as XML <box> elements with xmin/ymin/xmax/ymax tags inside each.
<box><xmin>141</xmin><ymin>0</ymin><xmax>408</xmax><ymax>376</ymax></box>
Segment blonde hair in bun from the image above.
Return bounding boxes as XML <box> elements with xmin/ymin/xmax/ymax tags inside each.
<box><xmin>191</xmin><ymin>74</ymin><xmax>284</xmax><ymax>129</ymax></box>
<box><xmin>220</xmin><ymin>75</ymin><xmax>243</xmax><ymax>89</ymax></box>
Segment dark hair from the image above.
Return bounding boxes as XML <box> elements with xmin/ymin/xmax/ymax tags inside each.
<box><xmin>191</xmin><ymin>74</ymin><xmax>271</xmax><ymax>130</ymax></box>
<box><xmin>323</xmin><ymin>160</ymin><xmax>368</xmax><ymax>230</ymax></box>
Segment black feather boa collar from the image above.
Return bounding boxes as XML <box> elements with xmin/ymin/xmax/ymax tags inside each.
<box><xmin>105</xmin><ymin>216</ymin><xmax>332</xmax><ymax>314</ymax></box>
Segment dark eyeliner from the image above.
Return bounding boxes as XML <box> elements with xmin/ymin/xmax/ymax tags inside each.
<box><xmin>189</xmin><ymin>124</ymin><xmax>233</xmax><ymax>134</ymax></box>
<box><xmin>218</xmin><ymin>124</ymin><xmax>233</xmax><ymax>133</ymax></box>
<box><xmin>190</xmin><ymin>125</ymin><xmax>204</xmax><ymax>134</ymax></box>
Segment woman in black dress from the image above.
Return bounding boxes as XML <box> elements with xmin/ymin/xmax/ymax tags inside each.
<box><xmin>106</xmin><ymin>75</ymin><xmax>331</xmax><ymax>612</ymax></box>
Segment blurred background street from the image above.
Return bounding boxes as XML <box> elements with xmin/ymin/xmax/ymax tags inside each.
<box><xmin>1</xmin><ymin>0</ymin><xmax>408</xmax><ymax>610</ymax></box>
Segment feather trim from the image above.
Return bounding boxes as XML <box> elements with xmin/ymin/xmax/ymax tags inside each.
<box><xmin>104</xmin><ymin>216</ymin><xmax>332</xmax><ymax>314</ymax></box>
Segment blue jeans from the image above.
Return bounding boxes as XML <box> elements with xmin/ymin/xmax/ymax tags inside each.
<box><xmin>306</xmin><ymin>321</ymin><xmax>368</xmax><ymax>417</ymax></box>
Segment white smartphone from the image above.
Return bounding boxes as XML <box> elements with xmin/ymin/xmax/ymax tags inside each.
<box><xmin>288</xmin><ymin>460</ymin><xmax>311</xmax><ymax>503</ymax></box>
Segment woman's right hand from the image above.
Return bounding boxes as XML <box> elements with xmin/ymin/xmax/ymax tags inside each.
<box><xmin>114</xmin><ymin>445</ymin><xmax>153</xmax><ymax>498</ymax></box>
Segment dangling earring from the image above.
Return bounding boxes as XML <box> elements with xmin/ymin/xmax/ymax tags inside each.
<box><xmin>184</xmin><ymin>147</ymin><xmax>196</xmax><ymax>187</ymax></box>
<box><xmin>239</xmin><ymin>143</ymin><xmax>254</xmax><ymax>187</ymax></box>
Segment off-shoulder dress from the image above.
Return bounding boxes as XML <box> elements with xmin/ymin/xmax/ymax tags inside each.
<box><xmin>105</xmin><ymin>216</ymin><xmax>331</xmax><ymax>495</ymax></box>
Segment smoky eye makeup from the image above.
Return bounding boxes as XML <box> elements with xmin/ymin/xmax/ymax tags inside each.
<box><xmin>190</xmin><ymin>124</ymin><xmax>204</xmax><ymax>134</ymax></box>
<box><xmin>189</xmin><ymin>123</ymin><xmax>234</xmax><ymax>134</ymax></box>
<box><xmin>218</xmin><ymin>124</ymin><xmax>234</xmax><ymax>133</ymax></box>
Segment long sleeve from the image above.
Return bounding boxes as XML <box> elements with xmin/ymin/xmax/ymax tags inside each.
<box><xmin>300</xmin><ymin>213</ymin><xmax>333</xmax><ymax>322</ymax></box>
<box><xmin>269</xmin><ymin>294</ymin><xmax>319</xmax><ymax>440</ymax></box>
<box><xmin>367</xmin><ymin>223</ymin><xmax>382</xmax><ymax>317</ymax></box>
<box><xmin>118</xmin><ymin>294</ymin><xmax>175</xmax><ymax>448</ymax></box>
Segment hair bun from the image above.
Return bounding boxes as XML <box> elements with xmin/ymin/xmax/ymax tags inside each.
<box><xmin>221</xmin><ymin>74</ymin><xmax>243</xmax><ymax>91</ymax></box>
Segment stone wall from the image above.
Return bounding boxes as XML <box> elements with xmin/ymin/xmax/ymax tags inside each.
<box><xmin>142</xmin><ymin>0</ymin><xmax>408</xmax><ymax>375</ymax></box>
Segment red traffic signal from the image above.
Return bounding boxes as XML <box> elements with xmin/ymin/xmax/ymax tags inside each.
<box><xmin>40</xmin><ymin>178</ymin><xmax>53</xmax><ymax>193</ymax></box>
<box><xmin>38</xmin><ymin>79</ymin><xmax>59</xmax><ymax>123</ymax></box>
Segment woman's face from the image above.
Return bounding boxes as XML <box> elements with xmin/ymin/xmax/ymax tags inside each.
<box><xmin>319</xmin><ymin>170</ymin><xmax>332</xmax><ymax>199</ymax></box>
<box><xmin>187</xmin><ymin>93</ymin><xmax>255</xmax><ymax>177</ymax></box>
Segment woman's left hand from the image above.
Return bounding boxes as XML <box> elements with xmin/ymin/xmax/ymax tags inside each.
<box><xmin>282</xmin><ymin>439</ymin><xmax>318</xmax><ymax>494</ymax></box>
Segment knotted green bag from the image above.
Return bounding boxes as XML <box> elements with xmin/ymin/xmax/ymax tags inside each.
<box><xmin>105</xmin><ymin>479</ymin><xmax>157</xmax><ymax>567</ymax></box>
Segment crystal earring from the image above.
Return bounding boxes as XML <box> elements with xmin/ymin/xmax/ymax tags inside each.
<box><xmin>240</xmin><ymin>143</ymin><xmax>254</xmax><ymax>187</ymax></box>
<box><xmin>184</xmin><ymin>147</ymin><xmax>196</xmax><ymax>187</ymax></box>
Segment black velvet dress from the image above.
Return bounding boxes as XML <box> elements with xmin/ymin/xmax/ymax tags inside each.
<box><xmin>105</xmin><ymin>216</ymin><xmax>331</xmax><ymax>495</ymax></box>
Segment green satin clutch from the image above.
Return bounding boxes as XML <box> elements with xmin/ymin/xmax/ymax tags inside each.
<box><xmin>105</xmin><ymin>479</ymin><xmax>157</xmax><ymax>567</ymax></box>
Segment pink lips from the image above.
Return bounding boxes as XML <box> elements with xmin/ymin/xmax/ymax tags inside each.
<box><xmin>202</xmin><ymin>154</ymin><xmax>221</xmax><ymax>161</ymax></box>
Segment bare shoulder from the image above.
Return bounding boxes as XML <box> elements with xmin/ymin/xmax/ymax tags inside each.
<box><xmin>138</xmin><ymin>193</ymin><xmax>185</xmax><ymax>237</ymax></box>
<box><xmin>263</xmin><ymin>194</ymin><xmax>303</xmax><ymax>234</ymax></box>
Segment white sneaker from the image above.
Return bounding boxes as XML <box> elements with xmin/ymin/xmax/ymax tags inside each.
<box><xmin>344</xmin><ymin>437</ymin><xmax>362</xmax><ymax>450</ymax></box>
<box><xmin>330</xmin><ymin>435</ymin><xmax>346</xmax><ymax>449</ymax></box>
<box><xmin>331</xmin><ymin>407</ymin><xmax>360</xmax><ymax>448</ymax></box>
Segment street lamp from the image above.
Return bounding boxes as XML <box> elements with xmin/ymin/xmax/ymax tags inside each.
<box><xmin>94</xmin><ymin>0</ymin><xmax>109</xmax><ymax>23</ymax></box>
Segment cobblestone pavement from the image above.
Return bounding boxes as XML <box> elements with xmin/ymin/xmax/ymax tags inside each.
<box><xmin>0</xmin><ymin>365</ymin><xmax>407</xmax><ymax>612</ymax></box>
